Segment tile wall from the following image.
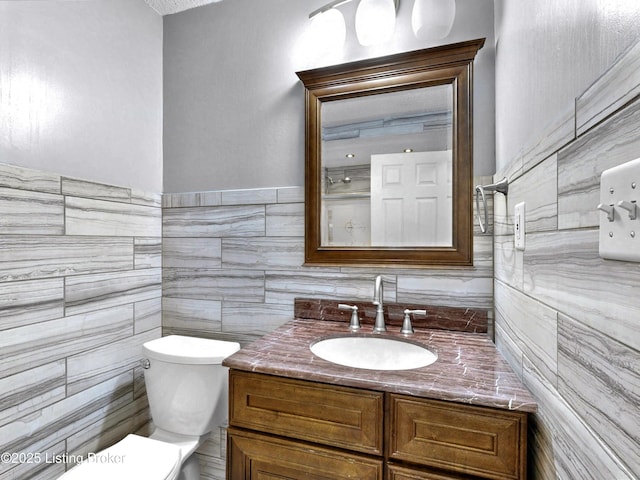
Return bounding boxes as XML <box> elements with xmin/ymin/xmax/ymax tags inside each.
<box><xmin>0</xmin><ymin>164</ymin><xmax>162</xmax><ymax>479</ymax></box>
<box><xmin>162</xmin><ymin>177</ymin><xmax>495</xmax><ymax>478</ymax></box>
<box><xmin>494</xmin><ymin>42</ymin><xmax>640</xmax><ymax>477</ymax></box>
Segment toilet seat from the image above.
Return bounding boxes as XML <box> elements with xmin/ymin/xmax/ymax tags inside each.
<box><xmin>57</xmin><ymin>434</ymin><xmax>182</xmax><ymax>480</ymax></box>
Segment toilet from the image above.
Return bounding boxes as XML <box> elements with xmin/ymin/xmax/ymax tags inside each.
<box><xmin>58</xmin><ymin>335</ymin><xmax>240</xmax><ymax>480</ymax></box>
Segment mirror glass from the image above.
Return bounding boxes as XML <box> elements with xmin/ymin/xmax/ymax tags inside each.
<box><xmin>297</xmin><ymin>39</ymin><xmax>485</xmax><ymax>267</ymax></box>
<box><xmin>321</xmin><ymin>85</ymin><xmax>453</xmax><ymax>247</ymax></box>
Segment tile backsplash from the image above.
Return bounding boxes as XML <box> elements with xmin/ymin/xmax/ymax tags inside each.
<box><xmin>0</xmin><ymin>164</ymin><xmax>161</xmax><ymax>479</ymax></box>
<box><xmin>162</xmin><ymin>182</ymin><xmax>494</xmax><ymax>477</ymax></box>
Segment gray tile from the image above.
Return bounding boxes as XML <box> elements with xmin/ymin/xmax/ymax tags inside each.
<box><xmin>0</xmin><ymin>360</ymin><xmax>66</xmax><ymax>428</ymax></box>
<box><xmin>66</xmin><ymin>328</ymin><xmax>160</xmax><ymax>395</ymax></box>
<box><xmin>65</xmin><ymin>196</ymin><xmax>162</xmax><ymax>237</ymax></box>
<box><xmin>61</xmin><ymin>177</ymin><xmax>131</xmax><ymax>202</ymax></box>
<box><xmin>162</xmin><ymin>297</ymin><xmax>222</xmax><ymax>334</ymax></box>
<box><xmin>162</xmin><ymin>191</ymin><xmax>222</xmax><ymax>208</ymax></box>
<box><xmin>162</xmin><ymin>205</ymin><xmax>265</xmax><ymax>237</ymax></box>
<box><xmin>0</xmin><ymin>187</ymin><xmax>64</xmax><ymax>234</ymax></box>
<box><xmin>494</xmin><ymin>234</ymin><xmax>523</xmax><ymax>291</ymax></box>
<box><xmin>397</xmin><ymin>274</ymin><xmax>493</xmax><ymax>309</ymax></box>
<box><xmin>495</xmin><ymin>155</ymin><xmax>557</xmax><ymax>236</ymax></box>
<box><xmin>265</xmin><ymin>271</ymin><xmax>396</xmax><ymax>305</ymax></box>
<box><xmin>523</xmin><ymin>229</ymin><xmax>640</xmax><ymax>351</ymax></box>
<box><xmin>0</xmin><ymin>236</ymin><xmax>133</xmax><ymax>282</ymax></box>
<box><xmin>130</xmin><ymin>188</ymin><xmax>162</xmax><ymax>207</ymax></box>
<box><xmin>558</xmin><ymin>314</ymin><xmax>639</xmax><ymax>474</ymax></box>
<box><xmin>221</xmin><ymin>188</ymin><xmax>277</xmax><ymax>205</ymax></box>
<box><xmin>558</xmin><ymin>99</ymin><xmax>640</xmax><ymax>229</ymax></box>
<box><xmin>65</xmin><ymin>268</ymin><xmax>161</xmax><ymax>315</ymax></box>
<box><xmin>0</xmin><ymin>162</ymin><xmax>60</xmax><ymax>194</ymax></box>
<box><xmin>0</xmin><ymin>305</ymin><xmax>133</xmax><ymax>377</ymax></box>
<box><xmin>0</xmin><ymin>440</ymin><xmax>66</xmax><ymax>479</ymax></box>
<box><xmin>221</xmin><ymin>237</ymin><xmax>303</xmax><ymax>269</ymax></box>
<box><xmin>66</xmin><ymin>395</ymin><xmax>150</xmax><ymax>461</ymax></box>
<box><xmin>0</xmin><ymin>372</ymin><xmax>133</xmax><ymax>464</ymax></box>
<box><xmin>163</xmin><ymin>237</ymin><xmax>221</xmax><ymax>269</ymax></box>
<box><xmin>494</xmin><ymin>322</ymin><xmax>524</xmax><ymax>380</ymax></box>
<box><xmin>222</xmin><ymin>302</ymin><xmax>293</xmax><ymax>336</ymax></box>
<box><xmin>162</xmin><ymin>268</ymin><xmax>265</xmax><ymax>302</ymax></box>
<box><xmin>277</xmin><ymin>186</ymin><xmax>304</xmax><ymax>203</ymax></box>
<box><xmin>134</xmin><ymin>237</ymin><xmax>162</xmax><ymax>269</ymax></box>
<box><xmin>523</xmin><ymin>358</ymin><xmax>632</xmax><ymax>479</ymax></box>
<box><xmin>495</xmin><ymin>280</ymin><xmax>558</xmax><ymax>385</ymax></box>
<box><xmin>0</xmin><ymin>278</ymin><xmax>64</xmax><ymax>330</ymax></box>
<box><xmin>265</xmin><ymin>203</ymin><xmax>304</xmax><ymax>237</ymax></box>
<box><xmin>134</xmin><ymin>298</ymin><xmax>162</xmax><ymax>334</ymax></box>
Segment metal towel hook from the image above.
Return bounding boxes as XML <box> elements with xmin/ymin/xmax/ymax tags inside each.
<box><xmin>475</xmin><ymin>177</ymin><xmax>509</xmax><ymax>234</ymax></box>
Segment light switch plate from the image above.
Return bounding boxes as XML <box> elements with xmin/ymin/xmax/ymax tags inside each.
<box><xmin>514</xmin><ymin>202</ymin><xmax>525</xmax><ymax>250</ymax></box>
<box><xmin>598</xmin><ymin>158</ymin><xmax>640</xmax><ymax>262</ymax></box>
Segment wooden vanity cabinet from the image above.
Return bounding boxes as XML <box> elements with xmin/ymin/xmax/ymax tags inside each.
<box><xmin>227</xmin><ymin>370</ymin><xmax>528</xmax><ymax>480</ymax></box>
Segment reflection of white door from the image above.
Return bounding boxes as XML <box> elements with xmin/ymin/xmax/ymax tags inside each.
<box><xmin>370</xmin><ymin>151</ymin><xmax>452</xmax><ymax>246</ymax></box>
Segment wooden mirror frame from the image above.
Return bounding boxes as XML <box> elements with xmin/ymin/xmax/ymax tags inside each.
<box><xmin>296</xmin><ymin>39</ymin><xmax>485</xmax><ymax>268</ymax></box>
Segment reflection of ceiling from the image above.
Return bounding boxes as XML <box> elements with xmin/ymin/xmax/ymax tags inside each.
<box><xmin>143</xmin><ymin>0</ymin><xmax>221</xmax><ymax>16</ymax></box>
<box><xmin>322</xmin><ymin>86</ymin><xmax>453</xmax><ymax>169</ymax></box>
<box><xmin>322</xmin><ymin>85</ymin><xmax>452</xmax><ymax>126</ymax></box>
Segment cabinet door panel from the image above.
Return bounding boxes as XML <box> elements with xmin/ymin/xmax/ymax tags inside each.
<box><xmin>228</xmin><ymin>428</ymin><xmax>383</xmax><ymax>480</ymax></box>
<box><xmin>389</xmin><ymin>395</ymin><xmax>527</xmax><ymax>480</ymax></box>
<box><xmin>230</xmin><ymin>370</ymin><xmax>384</xmax><ymax>455</ymax></box>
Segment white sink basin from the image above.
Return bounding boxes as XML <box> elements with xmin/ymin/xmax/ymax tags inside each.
<box><xmin>310</xmin><ymin>336</ymin><xmax>437</xmax><ymax>371</ymax></box>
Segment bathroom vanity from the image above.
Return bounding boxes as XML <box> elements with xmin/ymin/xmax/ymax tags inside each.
<box><xmin>223</xmin><ymin>300</ymin><xmax>536</xmax><ymax>480</ymax></box>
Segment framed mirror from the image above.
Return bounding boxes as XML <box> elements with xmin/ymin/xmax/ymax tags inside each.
<box><xmin>296</xmin><ymin>39</ymin><xmax>485</xmax><ymax>267</ymax></box>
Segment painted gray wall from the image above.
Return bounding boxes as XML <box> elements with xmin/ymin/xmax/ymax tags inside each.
<box><xmin>163</xmin><ymin>0</ymin><xmax>495</xmax><ymax>193</ymax></box>
<box><xmin>0</xmin><ymin>0</ymin><xmax>163</xmax><ymax>193</ymax></box>
<box><xmin>494</xmin><ymin>0</ymin><xmax>640</xmax><ymax>172</ymax></box>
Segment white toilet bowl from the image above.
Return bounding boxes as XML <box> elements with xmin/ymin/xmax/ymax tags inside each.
<box><xmin>57</xmin><ymin>335</ymin><xmax>240</xmax><ymax>480</ymax></box>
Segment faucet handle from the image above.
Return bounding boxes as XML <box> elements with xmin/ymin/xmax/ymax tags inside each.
<box><xmin>401</xmin><ymin>309</ymin><xmax>427</xmax><ymax>335</ymax></box>
<box><xmin>338</xmin><ymin>304</ymin><xmax>360</xmax><ymax>331</ymax></box>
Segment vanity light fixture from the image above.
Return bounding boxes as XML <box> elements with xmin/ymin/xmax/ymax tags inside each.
<box><xmin>411</xmin><ymin>0</ymin><xmax>456</xmax><ymax>40</ymax></box>
<box><xmin>307</xmin><ymin>0</ymin><xmax>456</xmax><ymax>48</ymax></box>
<box><xmin>309</xmin><ymin>0</ymin><xmax>399</xmax><ymax>47</ymax></box>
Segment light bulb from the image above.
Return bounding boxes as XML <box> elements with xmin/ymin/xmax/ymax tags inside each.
<box><xmin>310</xmin><ymin>8</ymin><xmax>347</xmax><ymax>52</ymax></box>
<box><xmin>355</xmin><ymin>0</ymin><xmax>397</xmax><ymax>46</ymax></box>
<box><xmin>412</xmin><ymin>0</ymin><xmax>456</xmax><ymax>40</ymax></box>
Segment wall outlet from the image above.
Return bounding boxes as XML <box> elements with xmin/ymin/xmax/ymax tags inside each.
<box><xmin>514</xmin><ymin>202</ymin><xmax>525</xmax><ymax>250</ymax></box>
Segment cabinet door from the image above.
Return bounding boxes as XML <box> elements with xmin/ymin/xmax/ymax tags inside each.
<box><xmin>229</xmin><ymin>370</ymin><xmax>384</xmax><ymax>455</ymax></box>
<box><xmin>389</xmin><ymin>395</ymin><xmax>527</xmax><ymax>480</ymax></box>
<box><xmin>228</xmin><ymin>428</ymin><xmax>383</xmax><ymax>480</ymax></box>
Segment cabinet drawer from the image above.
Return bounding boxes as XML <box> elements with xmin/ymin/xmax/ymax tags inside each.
<box><xmin>388</xmin><ymin>462</ymin><xmax>465</xmax><ymax>479</ymax></box>
<box><xmin>389</xmin><ymin>395</ymin><xmax>527</xmax><ymax>480</ymax></box>
<box><xmin>229</xmin><ymin>370</ymin><xmax>384</xmax><ymax>455</ymax></box>
<box><xmin>228</xmin><ymin>427</ymin><xmax>383</xmax><ymax>480</ymax></box>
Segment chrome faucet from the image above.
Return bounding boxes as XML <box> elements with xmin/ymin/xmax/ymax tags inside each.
<box><xmin>372</xmin><ymin>275</ymin><xmax>386</xmax><ymax>333</ymax></box>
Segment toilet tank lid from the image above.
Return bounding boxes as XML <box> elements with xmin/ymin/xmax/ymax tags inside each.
<box><xmin>143</xmin><ymin>335</ymin><xmax>240</xmax><ymax>364</ymax></box>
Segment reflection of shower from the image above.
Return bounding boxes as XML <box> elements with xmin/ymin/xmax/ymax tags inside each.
<box><xmin>327</xmin><ymin>176</ymin><xmax>352</xmax><ymax>184</ymax></box>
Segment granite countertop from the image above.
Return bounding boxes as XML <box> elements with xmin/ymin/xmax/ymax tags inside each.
<box><xmin>223</xmin><ymin>318</ymin><xmax>537</xmax><ymax>413</ymax></box>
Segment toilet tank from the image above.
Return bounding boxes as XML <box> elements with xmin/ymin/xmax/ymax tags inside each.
<box><xmin>142</xmin><ymin>335</ymin><xmax>240</xmax><ymax>436</ymax></box>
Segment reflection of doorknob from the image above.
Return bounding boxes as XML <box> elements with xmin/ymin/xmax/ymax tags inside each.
<box><xmin>344</xmin><ymin>220</ymin><xmax>354</xmax><ymax>233</ymax></box>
